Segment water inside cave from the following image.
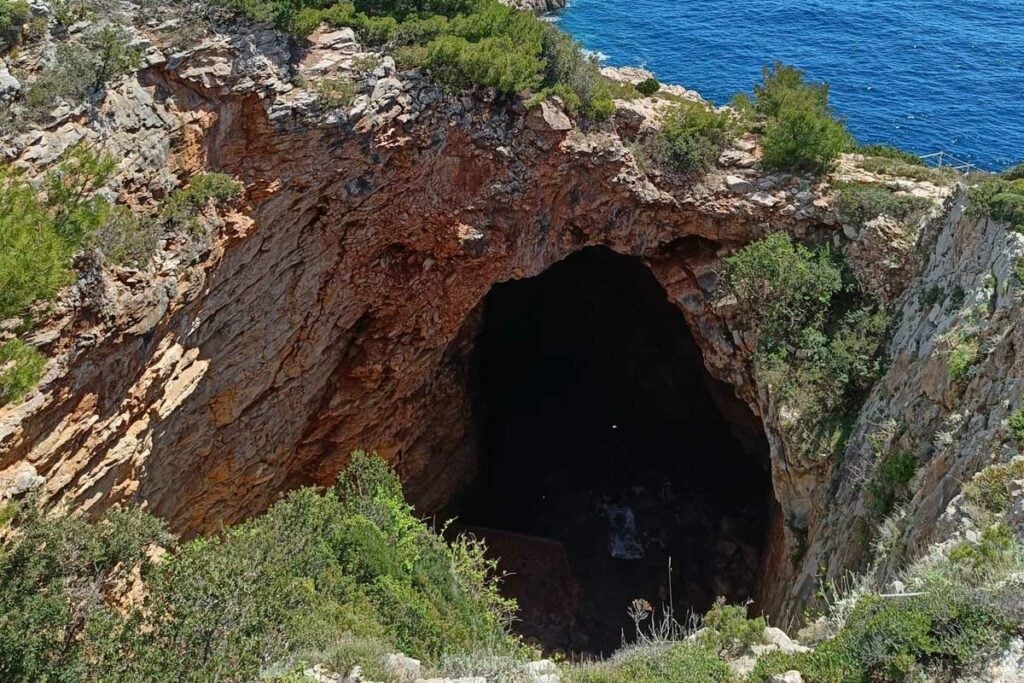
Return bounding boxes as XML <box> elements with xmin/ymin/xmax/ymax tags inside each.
<box><xmin>450</xmin><ymin>247</ymin><xmax>774</xmax><ymax>655</ymax></box>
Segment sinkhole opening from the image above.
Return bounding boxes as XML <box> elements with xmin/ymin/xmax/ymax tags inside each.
<box><xmin>450</xmin><ymin>246</ymin><xmax>774</xmax><ymax>655</ymax></box>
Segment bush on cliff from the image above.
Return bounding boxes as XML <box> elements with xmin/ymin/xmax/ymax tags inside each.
<box><xmin>655</xmin><ymin>100</ymin><xmax>737</xmax><ymax>173</ymax></box>
<box><xmin>751</xmin><ymin>62</ymin><xmax>852</xmax><ymax>173</ymax></box>
<box><xmin>752</xmin><ymin>528</ymin><xmax>1023</xmax><ymax>683</ymax></box>
<box><xmin>968</xmin><ymin>178</ymin><xmax>1024</xmax><ymax>232</ymax></box>
<box><xmin>0</xmin><ymin>453</ymin><xmax>520</xmax><ymax>682</ymax></box>
<box><xmin>0</xmin><ymin>339</ymin><xmax>46</xmax><ymax>405</ymax></box>
<box><xmin>222</xmin><ymin>0</ymin><xmax>617</xmax><ymax>118</ymax></box>
<box><xmin>726</xmin><ymin>233</ymin><xmax>889</xmax><ymax>461</ymax></box>
<box><xmin>0</xmin><ymin>145</ymin><xmax>117</xmax><ymax>319</ymax></box>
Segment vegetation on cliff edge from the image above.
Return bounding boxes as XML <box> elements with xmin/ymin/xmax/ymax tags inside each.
<box><xmin>725</xmin><ymin>233</ymin><xmax>889</xmax><ymax>461</ymax></box>
<box><xmin>0</xmin><ymin>453</ymin><xmax>520</xmax><ymax>682</ymax></box>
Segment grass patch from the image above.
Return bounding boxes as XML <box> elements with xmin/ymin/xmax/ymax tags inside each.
<box><xmin>563</xmin><ymin>641</ymin><xmax>735</xmax><ymax>683</ymax></box>
<box><xmin>859</xmin><ymin>156</ymin><xmax>957</xmax><ymax>184</ymax></box>
<box><xmin>832</xmin><ymin>182</ymin><xmax>933</xmax><ymax>227</ymax></box>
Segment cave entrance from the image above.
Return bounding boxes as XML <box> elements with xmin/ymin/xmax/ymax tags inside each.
<box><xmin>451</xmin><ymin>246</ymin><xmax>773</xmax><ymax>655</ymax></box>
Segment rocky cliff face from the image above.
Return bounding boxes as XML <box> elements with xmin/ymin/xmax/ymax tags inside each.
<box><xmin>1</xmin><ymin>14</ymin><xmax>1017</xmax><ymax>631</ymax></box>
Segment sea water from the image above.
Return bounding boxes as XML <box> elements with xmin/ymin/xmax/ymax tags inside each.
<box><xmin>556</xmin><ymin>0</ymin><xmax>1024</xmax><ymax>170</ymax></box>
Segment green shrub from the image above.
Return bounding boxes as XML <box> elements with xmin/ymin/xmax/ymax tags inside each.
<box><xmin>0</xmin><ymin>0</ymin><xmax>28</xmax><ymax>33</ymax></box>
<box><xmin>315</xmin><ymin>76</ymin><xmax>358</xmax><ymax>109</ymax></box>
<box><xmin>725</xmin><ymin>233</ymin><xmax>842</xmax><ymax>349</ymax></box>
<box><xmin>968</xmin><ymin>179</ymin><xmax>1024</xmax><ymax>232</ymax></box>
<box><xmin>0</xmin><ymin>504</ymin><xmax>170</xmax><ymax>682</ymax></box>
<box><xmin>89</xmin><ymin>205</ymin><xmax>161</xmax><ymax>268</ymax></box>
<box><xmin>761</xmin><ymin>96</ymin><xmax>851</xmax><ymax>173</ymax></box>
<box><xmin>947</xmin><ymin>333</ymin><xmax>981</xmax><ymax>381</ymax></box>
<box><xmin>636</xmin><ymin>77</ymin><xmax>660</xmax><ymax>96</ymax></box>
<box><xmin>964</xmin><ymin>458</ymin><xmax>1024</xmax><ymax>515</ymax></box>
<box><xmin>226</xmin><ymin>0</ymin><xmax>613</xmax><ymax>118</ymax></box>
<box><xmin>0</xmin><ymin>339</ymin><xmax>46</xmax><ymax>405</ymax></box>
<box><xmin>656</xmin><ymin>100</ymin><xmax>736</xmax><ymax>172</ymax></box>
<box><xmin>23</xmin><ymin>25</ymin><xmax>141</xmax><ymax>121</ymax></box>
<box><xmin>699</xmin><ymin>598</ymin><xmax>765</xmax><ymax>657</ymax></box>
<box><xmin>1014</xmin><ymin>256</ymin><xmax>1024</xmax><ymax>285</ymax></box>
<box><xmin>1002</xmin><ymin>162</ymin><xmax>1024</xmax><ymax>181</ymax></box>
<box><xmin>564</xmin><ymin>641</ymin><xmax>735</xmax><ymax>683</ymax></box>
<box><xmin>726</xmin><ymin>234</ymin><xmax>888</xmax><ymax>460</ymax></box>
<box><xmin>752</xmin><ymin>62</ymin><xmax>851</xmax><ymax>173</ymax></box>
<box><xmin>751</xmin><ymin>587</ymin><xmax>1016</xmax><ymax>682</ymax></box>
<box><xmin>424</xmin><ymin>32</ymin><xmax>543</xmax><ymax>93</ymax></box>
<box><xmin>947</xmin><ymin>523</ymin><xmax>1017</xmax><ymax>578</ymax></box>
<box><xmin>158</xmin><ymin>172</ymin><xmax>242</xmax><ymax>234</ymax></box>
<box><xmin>1009</xmin><ymin>406</ymin><xmax>1024</xmax><ymax>444</ymax></box>
<box><xmin>833</xmin><ymin>182</ymin><xmax>933</xmax><ymax>227</ymax></box>
<box><xmin>866</xmin><ymin>451</ymin><xmax>918</xmax><ymax>517</ymax></box>
<box><xmin>0</xmin><ymin>453</ymin><xmax>520</xmax><ymax>681</ymax></box>
<box><xmin>0</xmin><ymin>146</ymin><xmax>118</xmax><ymax>318</ymax></box>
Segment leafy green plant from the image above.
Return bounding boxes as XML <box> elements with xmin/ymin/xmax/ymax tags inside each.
<box><xmin>968</xmin><ymin>178</ymin><xmax>1024</xmax><ymax>232</ymax></box>
<box><xmin>0</xmin><ymin>339</ymin><xmax>45</xmax><ymax>405</ymax></box>
<box><xmin>0</xmin><ymin>453</ymin><xmax>520</xmax><ymax>681</ymax></box>
<box><xmin>752</xmin><ymin>62</ymin><xmax>852</xmax><ymax>173</ymax></box>
<box><xmin>0</xmin><ymin>145</ymin><xmax>118</xmax><ymax>318</ymax></box>
<box><xmin>866</xmin><ymin>451</ymin><xmax>918</xmax><ymax>517</ymax></box>
<box><xmin>947</xmin><ymin>333</ymin><xmax>981</xmax><ymax>381</ymax></box>
<box><xmin>655</xmin><ymin>100</ymin><xmax>736</xmax><ymax>172</ymax></box>
<box><xmin>636</xmin><ymin>77</ymin><xmax>660</xmax><ymax>96</ymax></box>
<box><xmin>23</xmin><ymin>25</ymin><xmax>140</xmax><ymax>121</ymax></box>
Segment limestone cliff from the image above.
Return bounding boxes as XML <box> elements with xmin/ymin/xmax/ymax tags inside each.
<box><xmin>0</xmin><ymin>8</ymin><xmax>1019</xmax><ymax>640</ymax></box>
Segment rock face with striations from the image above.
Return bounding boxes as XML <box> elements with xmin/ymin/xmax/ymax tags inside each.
<box><xmin>0</xmin><ymin>15</ymin><xmax>1019</xmax><ymax>635</ymax></box>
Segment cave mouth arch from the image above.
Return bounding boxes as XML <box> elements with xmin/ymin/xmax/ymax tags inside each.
<box><xmin>449</xmin><ymin>246</ymin><xmax>774</xmax><ymax>655</ymax></box>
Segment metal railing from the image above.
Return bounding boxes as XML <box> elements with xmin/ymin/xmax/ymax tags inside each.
<box><xmin>919</xmin><ymin>151</ymin><xmax>983</xmax><ymax>174</ymax></box>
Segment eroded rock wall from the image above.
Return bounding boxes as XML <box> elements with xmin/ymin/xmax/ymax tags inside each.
<box><xmin>0</xmin><ymin>19</ymin><xmax>995</xmax><ymax>626</ymax></box>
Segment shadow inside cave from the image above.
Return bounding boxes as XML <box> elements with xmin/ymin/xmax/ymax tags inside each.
<box><xmin>448</xmin><ymin>246</ymin><xmax>774</xmax><ymax>656</ymax></box>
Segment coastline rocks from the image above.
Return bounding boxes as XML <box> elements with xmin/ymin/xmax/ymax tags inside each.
<box><xmin>500</xmin><ymin>0</ymin><xmax>565</xmax><ymax>11</ymax></box>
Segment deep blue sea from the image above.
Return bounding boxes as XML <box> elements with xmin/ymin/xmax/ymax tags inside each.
<box><xmin>555</xmin><ymin>0</ymin><xmax>1024</xmax><ymax>170</ymax></box>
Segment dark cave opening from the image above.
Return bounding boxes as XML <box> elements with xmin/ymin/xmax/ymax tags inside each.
<box><xmin>451</xmin><ymin>246</ymin><xmax>774</xmax><ymax>656</ymax></box>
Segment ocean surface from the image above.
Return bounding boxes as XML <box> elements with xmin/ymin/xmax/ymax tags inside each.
<box><xmin>555</xmin><ymin>0</ymin><xmax>1024</xmax><ymax>170</ymax></box>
